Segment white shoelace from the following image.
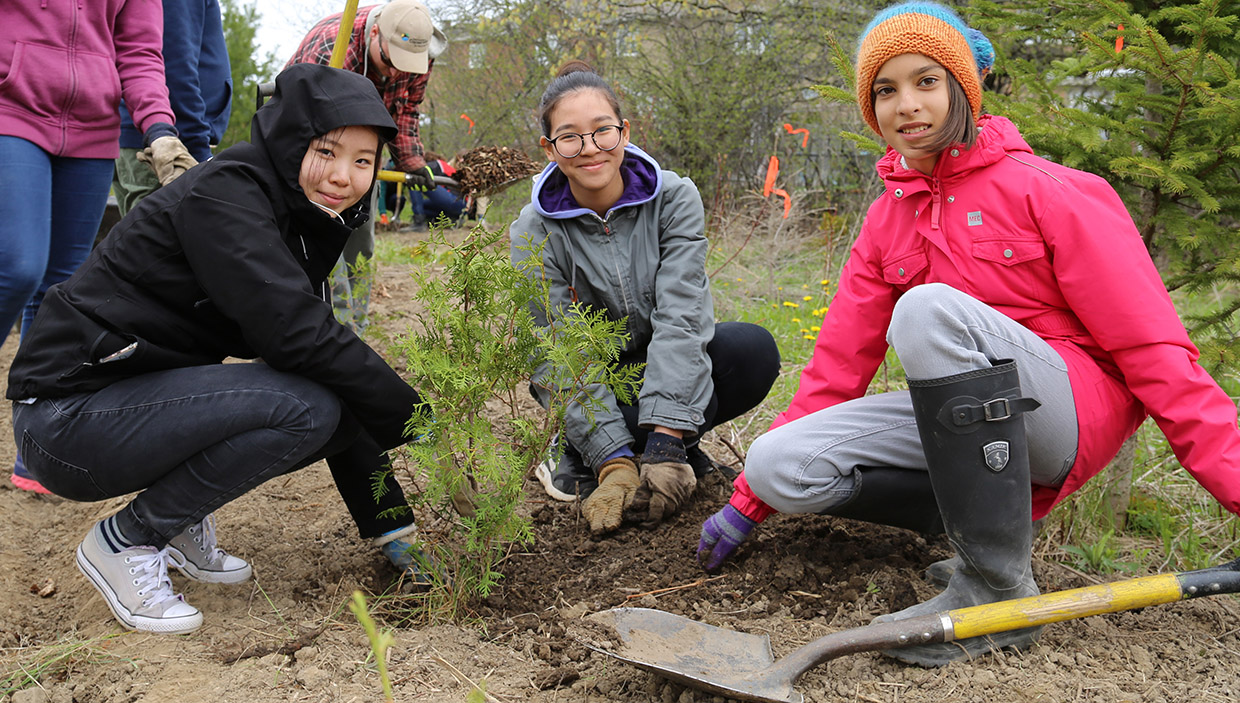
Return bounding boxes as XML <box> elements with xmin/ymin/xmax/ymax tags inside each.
<box><xmin>166</xmin><ymin>514</ymin><xmax>228</xmax><ymax>570</ymax></box>
<box><xmin>189</xmin><ymin>514</ymin><xmax>229</xmax><ymax>567</ymax></box>
<box><xmin>127</xmin><ymin>548</ymin><xmax>182</xmax><ymax>609</ymax></box>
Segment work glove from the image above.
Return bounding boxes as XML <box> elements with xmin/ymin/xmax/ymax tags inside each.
<box><xmin>697</xmin><ymin>504</ymin><xmax>758</xmax><ymax>571</ymax></box>
<box><xmin>627</xmin><ymin>432</ymin><xmax>697</xmax><ymax>528</ymax></box>
<box><xmin>581</xmin><ymin>456</ymin><xmax>640</xmax><ymax>535</ymax></box>
<box><xmin>405</xmin><ymin>165</ymin><xmax>436</xmax><ymax>192</ymax></box>
<box><xmin>137</xmin><ymin>122</ymin><xmax>197</xmax><ymax>186</ymax></box>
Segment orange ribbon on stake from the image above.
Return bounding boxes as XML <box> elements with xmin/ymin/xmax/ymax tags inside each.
<box><xmin>762</xmin><ymin>156</ymin><xmax>791</xmax><ymax>218</ymax></box>
<box><xmin>763</xmin><ymin>155</ymin><xmax>779</xmax><ymax>197</ymax></box>
<box><xmin>772</xmin><ymin>188</ymin><xmax>792</xmax><ymax>218</ymax></box>
<box><xmin>1116</xmin><ymin>24</ymin><xmax>1124</xmax><ymax>53</ymax></box>
<box><xmin>782</xmin><ymin>123</ymin><xmax>810</xmax><ymax>148</ymax></box>
<box><xmin>460</xmin><ymin>113</ymin><xmax>475</xmax><ymax>134</ymax></box>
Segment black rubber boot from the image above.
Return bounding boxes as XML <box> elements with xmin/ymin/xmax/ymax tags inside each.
<box><xmin>924</xmin><ymin>518</ymin><xmax>1046</xmax><ymax>589</ymax></box>
<box><xmin>822</xmin><ymin>467</ymin><xmax>944</xmax><ymax>535</ymax></box>
<box><xmin>878</xmin><ymin>359</ymin><xmax>1043</xmax><ymax>666</ymax></box>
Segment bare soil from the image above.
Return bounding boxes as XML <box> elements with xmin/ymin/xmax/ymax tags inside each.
<box><xmin>3</xmin><ymin>229</ymin><xmax>1239</xmax><ymax>703</ymax></box>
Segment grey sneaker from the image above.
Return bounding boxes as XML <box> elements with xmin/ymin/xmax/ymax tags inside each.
<box><xmin>166</xmin><ymin>514</ymin><xmax>252</xmax><ymax>584</ymax></box>
<box><xmin>76</xmin><ymin>522</ymin><xmax>202</xmax><ymax>634</ymax></box>
<box><xmin>534</xmin><ymin>438</ymin><xmax>597</xmax><ymax>502</ymax></box>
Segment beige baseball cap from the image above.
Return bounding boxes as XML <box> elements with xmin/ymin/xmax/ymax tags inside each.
<box><xmin>376</xmin><ymin>0</ymin><xmax>442</xmax><ymax>74</ymax></box>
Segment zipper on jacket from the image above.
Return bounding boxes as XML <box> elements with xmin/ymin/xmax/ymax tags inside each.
<box><xmin>600</xmin><ymin>217</ymin><xmax>634</xmax><ymax>322</ymax></box>
<box><xmin>929</xmin><ymin>179</ymin><xmax>943</xmax><ymax>231</ymax></box>
<box><xmin>62</xmin><ymin>0</ymin><xmax>82</xmax><ymax>153</ymax></box>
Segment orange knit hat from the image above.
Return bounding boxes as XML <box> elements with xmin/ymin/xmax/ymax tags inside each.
<box><xmin>855</xmin><ymin>2</ymin><xmax>984</xmax><ymax>136</ymax></box>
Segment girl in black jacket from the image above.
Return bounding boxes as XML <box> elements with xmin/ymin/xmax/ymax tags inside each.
<box><xmin>7</xmin><ymin>64</ymin><xmax>428</xmax><ymax>634</ymax></box>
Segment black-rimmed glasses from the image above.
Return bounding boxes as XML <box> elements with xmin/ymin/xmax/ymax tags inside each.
<box><xmin>547</xmin><ymin>124</ymin><xmax>624</xmax><ymax>158</ymax></box>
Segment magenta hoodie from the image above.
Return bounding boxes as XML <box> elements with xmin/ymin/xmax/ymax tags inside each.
<box><xmin>0</xmin><ymin>0</ymin><xmax>174</xmax><ymax>158</ymax></box>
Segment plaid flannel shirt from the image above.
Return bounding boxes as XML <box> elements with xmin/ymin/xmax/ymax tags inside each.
<box><xmin>286</xmin><ymin>5</ymin><xmax>431</xmax><ymax>172</ymax></box>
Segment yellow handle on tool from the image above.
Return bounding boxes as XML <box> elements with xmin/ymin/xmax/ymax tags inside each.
<box><xmin>328</xmin><ymin>0</ymin><xmax>361</xmax><ymax>70</ymax></box>
<box><xmin>951</xmin><ymin>573</ymin><xmax>1184</xmax><ymax>639</ymax></box>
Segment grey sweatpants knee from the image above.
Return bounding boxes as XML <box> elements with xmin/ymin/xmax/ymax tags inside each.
<box><xmin>745</xmin><ymin>284</ymin><xmax>1080</xmax><ymax>515</ymax></box>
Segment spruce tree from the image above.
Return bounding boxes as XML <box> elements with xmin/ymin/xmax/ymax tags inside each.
<box><xmin>971</xmin><ymin>0</ymin><xmax>1240</xmax><ymax>373</ymax></box>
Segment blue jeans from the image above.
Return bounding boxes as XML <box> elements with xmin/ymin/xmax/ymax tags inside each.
<box><xmin>12</xmin><ymin>363</ymin><xmax>413</xmax><ymax>547</ymax></box>
<box><xmin>409</xmin><ymin>186</ymin><xmax>465</xmax><ymax>224</ymax></box>
<box><xmin>0</xmin><ymin>136</ymin><xmax>113</xmax><ymax>346</ymax></box>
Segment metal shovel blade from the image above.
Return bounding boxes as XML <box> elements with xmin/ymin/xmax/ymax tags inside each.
<box><xmin>586</xmin><ymin>607</ymin><xmax>803</xmax><ymax>703</ymax></box>
<box><xmin>587</xmin><ymin>558</ymin><xmax>1240</xmax><ymax>703</ymax></box>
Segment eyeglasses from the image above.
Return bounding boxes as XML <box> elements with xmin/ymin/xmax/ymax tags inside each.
<box><xmin>378</xmin><ymin>39</ymin><xmax>392</xmax><ymax>69</ymax></box>
<box><xmin>546</xmin><ymin>124</ymin><xmax>624</xmax><ymax>159</ymax></box>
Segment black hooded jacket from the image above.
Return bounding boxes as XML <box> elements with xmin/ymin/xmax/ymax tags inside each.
<box><xmin>7</xmin><ymin>64</ymin><xmax>420</xmax><ymax>449</ymax></box>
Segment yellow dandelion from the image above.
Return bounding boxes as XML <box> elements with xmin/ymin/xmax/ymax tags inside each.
<box><xmin>811</xmin><ymin>325</ymin><xmax>821</xmax><ymax>332</ymax></box>
<box><xmin>803</xmin><ymin>334</ymin><xmax>816</xmax><ymax>340</ymax></box>
<box><xmin>820</xmin><ymin>279</ymin><xmax>831</xmax><ymax>286</ymax></box>
<box><xmin>791</xmin><ymin>318</ymin><xmax>801</xmax><ymax>323</ymax></box>
<box><xmin>782</xmin><ymin>301</ymin><xmax>800</xmax><ymax>308</ymax></box>
<box><xmin>802</xmin><ymin>295</ymin><xmax>813</xmax><ymax>302</ymax></box>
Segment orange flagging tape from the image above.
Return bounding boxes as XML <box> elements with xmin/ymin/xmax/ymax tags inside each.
<box><xmin>782</xmin><ymin>123</ymin><xmax>810</xmax><ymax>148</ymax></box>
<box><xmin>460</xmin><ymin>113</ymin><xmax>475</xmax><ymax>134</ymax></box>
<box><xmin>772</xmin><ymin>188</ymin><xmax>791</xmax><ymax>218</ymax></box>
<box><xmin>763</xmin><ymin>155</ymin><xmax>779</xmax><ymax>197</ymax></box>
<box><xmin>1116</xmin><ymin>24</ymin><xmax>1124</xmax><ymax>53</ymax></box>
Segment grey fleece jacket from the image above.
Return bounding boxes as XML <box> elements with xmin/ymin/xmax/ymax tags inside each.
<box><xmin>509</xmin><ymin>145</ymin><xmax>714</xmax><ymax>469</ymax></box>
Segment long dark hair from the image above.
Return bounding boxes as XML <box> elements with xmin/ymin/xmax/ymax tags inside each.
<box><xmin>537</xmin><ymin>60</ymin><xmax>623</xmax><ymax>137</ymax></box>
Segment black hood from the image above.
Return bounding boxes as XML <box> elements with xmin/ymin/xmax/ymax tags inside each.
<box><xmin>251</xmin><ymin>63</ymin><xmax>398</xmax><ymax>222</ymax></box>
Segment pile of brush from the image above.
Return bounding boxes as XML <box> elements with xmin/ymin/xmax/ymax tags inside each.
<box><xmin>452</xmin><ymin>146</ymin><xmax>542</xmax><ymax>195</ymax></box>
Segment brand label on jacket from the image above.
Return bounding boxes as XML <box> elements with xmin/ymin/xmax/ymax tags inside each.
<box><xmin>967</xmin><ymin>211</ymin><xmax>983</xmax><ymax>227</ymax></box>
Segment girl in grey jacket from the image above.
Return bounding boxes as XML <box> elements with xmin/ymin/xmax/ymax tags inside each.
<box><xmin>510</xmin><ymin>62</ymin><xmax>780</xmax><ymax>535</ymax></box>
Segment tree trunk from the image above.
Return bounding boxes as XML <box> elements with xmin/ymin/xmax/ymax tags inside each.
<box><xmin>1106</xmin><ymin>435</ymin><xmax>1138</xmax><ymax>531</ymax></box>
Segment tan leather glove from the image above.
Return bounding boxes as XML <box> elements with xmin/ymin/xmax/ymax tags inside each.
<box><xmin>581</xmin><ymin>456</ymin><xmax>639</xmax><ymax>535</ymax></box>
<box><xmin>628</xmin><ymin>459</ymin><xmax>696</xmax><ymax>528</ymax></box>
<box><xmin>138</xmin><ymin>136</ymin><xmax>198</xmax><ymax>186</ymax></box>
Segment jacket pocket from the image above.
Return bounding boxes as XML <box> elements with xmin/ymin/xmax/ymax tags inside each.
<box><xmin>971</xmin><ymin>239</ymin><xmax>1046</xmax><ymax>267</ymax></box>
<box><xmin>0</xmin><ymin>42</ymin><xmax>74</xmax><ymax>121</ymax></box>
<box><xmin>66</xmin><ymin>49</ymin><xmax>122</xmax><ymax>128</ymax></box>
<box><xmin>882</xmin><ymin>250</ymin><xmax>928</xmax><ymax>288</ymax></box>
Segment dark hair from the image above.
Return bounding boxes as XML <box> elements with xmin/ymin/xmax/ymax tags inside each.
<box><xmin>537</xmin><ymin>61</ymin><xmax>623</xmax><ymax>137</ymax></box>
<box><xmin>926</xmin><ymin>71</ymin><xmax>978</xmax><ymax>152</ymax></box>
<box><xmin>867</xmin><ymin>68</ymin><xmax>978</xmax><ymax>154</ymax></box>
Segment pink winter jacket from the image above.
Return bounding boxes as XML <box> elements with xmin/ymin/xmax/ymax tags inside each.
<box><xmin>731</xmin><ymin>115</ymin><xmax>1240</xmax><ymax>522</ymax></box>
<box><xmin>0</xmin><ymin>0</ymin><xmax>173</xmax><ymax>158</ymax></box>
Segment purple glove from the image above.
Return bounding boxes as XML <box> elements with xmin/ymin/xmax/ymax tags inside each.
<box><xmin>697</xmin><ymin>504</ymin><xmax>757</xmax><ymax>571</ymax></box>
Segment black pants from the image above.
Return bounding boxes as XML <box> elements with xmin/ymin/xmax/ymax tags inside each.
<box><xmin>616</xmin><ymin>321</ymin><xmax>780</xmax><ymax>451</ymax></box>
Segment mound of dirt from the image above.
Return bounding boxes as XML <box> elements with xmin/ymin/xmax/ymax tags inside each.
<box><xmin>3</xmin><ymin>229</ymin><xmax>1238</xmax><ymax>703</ymax></box>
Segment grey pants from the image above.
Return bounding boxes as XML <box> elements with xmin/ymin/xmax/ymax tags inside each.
<box><xmin>746</xmin><ymin>283</ymin><xmax>1079</xmax><ymax>515</ymax></box>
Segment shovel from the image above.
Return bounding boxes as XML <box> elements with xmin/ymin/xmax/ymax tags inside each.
<box><xmin>586</xmin><ymin>557</ymin><xmax>1240</xmax><ymax>703</ymax></box>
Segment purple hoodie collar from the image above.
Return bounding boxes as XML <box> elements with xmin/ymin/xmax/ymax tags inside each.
<box><xmin>531</xmin><ymin>145</ymin><xmax>663</xmax><ymax>220</ymax></box>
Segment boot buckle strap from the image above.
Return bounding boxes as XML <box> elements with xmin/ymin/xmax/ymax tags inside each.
<box><xmin>949</xmin><ymin>396</ymin><xmax>1041</xmax><ymax>426</ymax></box>
<box><xmin>984</xmin><ymin>398</ymin><xmax>1011</xmax><ymax>421</ymax></box>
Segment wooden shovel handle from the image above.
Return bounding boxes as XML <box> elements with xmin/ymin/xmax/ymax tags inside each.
<box><xmin>768</xmin><ymin>557</ymin><xmax>1240</xmax><ymax>687</ymax></box>
<box><xmin>951</xmin><ymin>557</ymin><xmax>1240</xmax><ymax>640</ymax></box>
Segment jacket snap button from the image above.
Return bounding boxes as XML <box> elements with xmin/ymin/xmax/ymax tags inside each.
<box><xmin>894</xmin><ymin>188</ymin><xmax>903</xmax><ymax>198</ymax></box>
<box><xmin>897</xmin><ymin>267</ymin><xmax>905</xmax><ymax>276</ymax></box>
<box><xmin>947</xmin><ymin>195</ymin><xmax>955</xmax><ymax>203</ymax></box>
<box><xmin>914</xmin><ymin>210</ymin><xmax>919</xmax><ymax>217</ymax></box>
<box><xmin>950</xmin><ymin>149</ymin><xmax>960</xmax><ymax>157</ymax></box>
<box><xmin>1003</xmin><ymin>248</ymin><xmax>1013</xmax><ymax>258</ymax></box>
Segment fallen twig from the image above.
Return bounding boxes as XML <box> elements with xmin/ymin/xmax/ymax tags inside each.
<box><xmin>624</xmin><ymin>575</ymin><xmax>726</xmax><ymax>601</ymax></box>
<box><xmin>430</xmin><ymin>651</ymin><xmax>508</xmax><ymax>703</ymax></box>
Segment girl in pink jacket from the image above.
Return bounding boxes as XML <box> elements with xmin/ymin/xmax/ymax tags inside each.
<box><xmin>698</xmin><ymin>0</ymin><xmax>1240</xmax><ymax>667</ymax></box>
